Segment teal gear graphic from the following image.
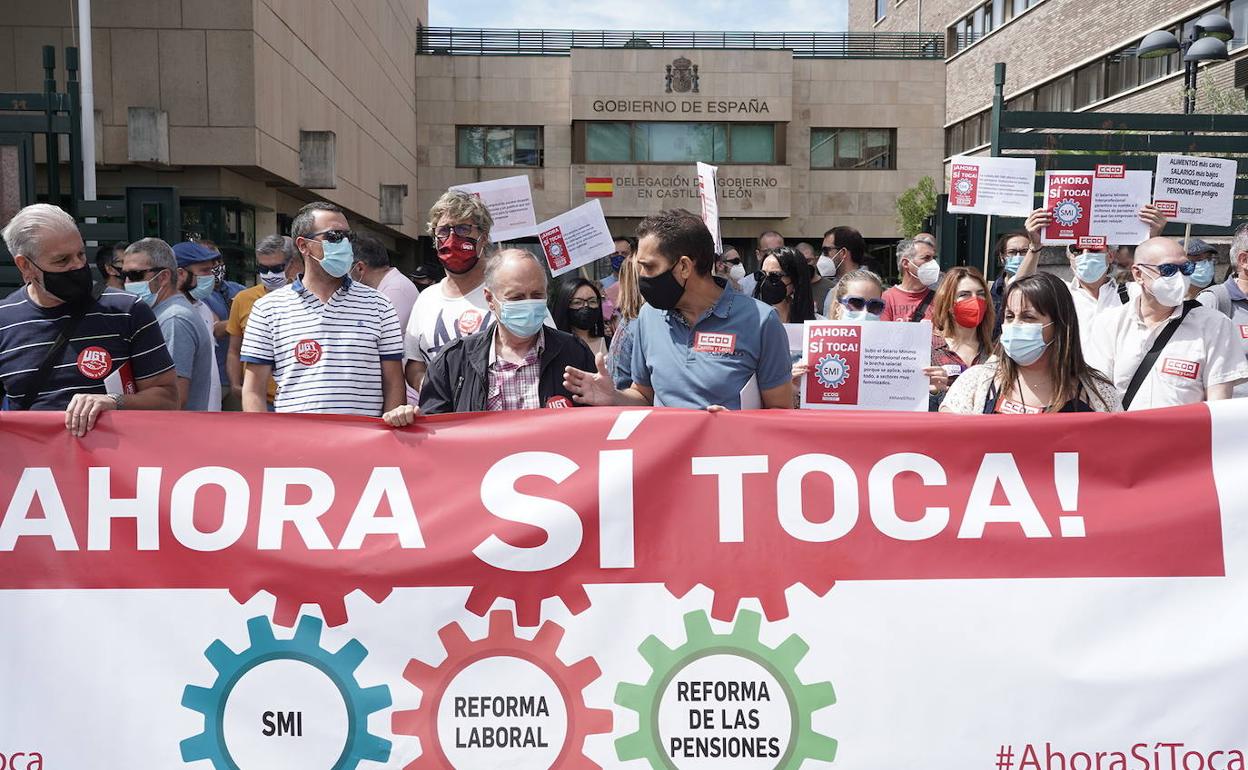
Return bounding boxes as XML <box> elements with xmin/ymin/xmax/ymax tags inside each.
<box><xmin>181</xmin><ymin>615</ymin><xmax>392</xmax><ymax>770</ymax></box>
<box><xmin>615</xmin><ymin>609</ymin><xmax>837</xmax><ymax>769</ymax></box>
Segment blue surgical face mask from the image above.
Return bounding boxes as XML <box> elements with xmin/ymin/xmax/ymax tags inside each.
<box><xmin>1000</xmin><ymin>322</ymin><xmax>1051</xmax><ymax>366</ymax></box>
<box><xmin>188</xmin><ymin>273</ymin><xmax>215</xmax><ymax>301</ymax></box>
<box><xmin>1190</xmin><ymin>260</ymin><xmax>1215</xmax><ymax>289</ymax></box>
<box><xmin>124</xmin><ymin>280</ymin><xmax>158</xmax><ymax>307</ymax></box>
<box><xmin>496</xmin><ymin>298</ymin><xmax>547</xmax><ymax>338</ymax></box>
<box><xmin>841</xmin><ymin>309</ymin><xmax>881</xmax><ymax>322</ymax></box>
<box><xmin>1003</xmin><ymin>254</ymin><xmax>1024</xmax><ymax>275</ymax></box>
<box><xmin>316</xmin><ymin>238</ymin><xmax>355</xmax><ymax>278</ymax></box>
<box><xmin>1074</xmin><ymin>252</ymin><xmax>1109</xmax><ymax>284</ymax></box>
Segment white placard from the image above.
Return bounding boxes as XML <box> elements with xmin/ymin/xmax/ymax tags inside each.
<box><xmin>799</xmin><ymin>320</ymin><xmax>931</xmax><ymax>411</ymax></box>
<box><xmin>945</xmin><ymin>155</ymin><xmax>1038</xmax><ymax>216</ymax></box>
<box><xmin>535</xmin><ymin>199</ymin><xmax>615</xmax><ymax>278</ymax></box>
<box><xmin>450</xmin><ymin>175</ymin><xmax>538</xmax><ymax>241</ymax></box>
<box><xmin>696</xmin><ymin>162</ymin><xmax>723</xmax><ymax>254</ymax></box>
<box><xmin>1041</xmin><ymin>166</ymin><xmax>1152</xmax><ymax>246</ymax></box>
<box><xmin>1153</xmin><ymin>154</ymin><xmax>1238</xmax><ymax>227</ymax></box>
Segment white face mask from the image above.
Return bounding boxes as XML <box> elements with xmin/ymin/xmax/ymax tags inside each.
<box><xmin>816</xmin><ymin>254</ymin><xmax>839</xmax><ymax>278</ymax></box>
<box><xmin>1148</xmin><ymin>271</ymin><xmax>1190</xmax><ymax>308</ymax></box>
<box><xmin>727</xmin><ymin>263</ymin><xmax>746</xmax><ymax>282</ymax></box>
<box><xmin>915</xmin><ymin>259</ymin><xmax>941</xmax><ymax>289</ymax></box>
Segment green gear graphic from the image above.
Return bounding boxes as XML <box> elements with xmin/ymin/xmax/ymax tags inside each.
<box><xmin>615</xmin><ymin>609</ymin><xmax>837</xmax><ymax>769</ymax></box>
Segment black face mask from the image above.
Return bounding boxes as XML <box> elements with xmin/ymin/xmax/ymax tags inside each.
<box><xmin>37</xmin><ymin>263</ymin><xmax>95</xmax><ymax>306</ymax></box>
<box><xmin>568</xmin><ymin>305</ymin><xmax>602</xmax><ymax>331</ymax></box>
<box><xmin>638</xmin><ymin>261</ymin><xmax>688</xmax><ymax>311</ymax></box>
<box><xmin>757</xmin><ymin>273</ymin><xmax>790</xmax><ymax>306</ymax></box>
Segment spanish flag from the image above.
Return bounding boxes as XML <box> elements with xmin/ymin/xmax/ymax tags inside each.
<box><xmin>585</xmin><ymin>177</ymin><xmax>613</xmax><ymax>198</ymax></box>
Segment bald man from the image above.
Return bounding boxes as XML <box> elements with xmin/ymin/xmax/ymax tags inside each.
<box><xmin>1087</xmin><ymin>237</ymin><xmax>1248</xmax><ymax>411</ymax></box>
<box><xmin>383</xmin><ymin>248</ymin><xmax>596</xmax><ymax>422</ymax></box>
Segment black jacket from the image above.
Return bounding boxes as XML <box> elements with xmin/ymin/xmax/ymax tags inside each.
<box><xmin>419</xmin><ymin>324</ymin><xmax>597</xmax><ymax>414</ymax></box>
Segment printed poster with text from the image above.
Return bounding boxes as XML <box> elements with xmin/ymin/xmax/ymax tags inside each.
<box><xmin>696</xmin><ymin>162</ymin><xmax>724</xmax><ymax>254</ymax></box>
<box><xmin>1042</xmin><ymin>165</ymin><xmax>1151</xmax><ymax>245</ymax></box>
<box><xmin>536</xmin><ymin>199</ymin><xmax>615</xmax><ymax>277</ymax></box>
<box><xmin>450</xmin><ymin>175</ymin><xmax>538</xmax><ymax>241</ymax></box>
<box><xmin>1152</xmin><ymin>154</ymin><xmax>1238</xmax><ymax>226</ymax></box>
<box><xmin>945</xmin><ymin>155</ymin><xmax>1037</xmax><ymax>216</ymax></box>
<box><xmin>800</xmin><ymin>320</ymin><xmax>931</xmax><ymax>411</ymax></box>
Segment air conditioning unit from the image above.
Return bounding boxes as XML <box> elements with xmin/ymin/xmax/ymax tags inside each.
<box><xmin>1235</xmin><ymin>57</ymin><xmax>1248</xmax><ymax>90</ymax></box>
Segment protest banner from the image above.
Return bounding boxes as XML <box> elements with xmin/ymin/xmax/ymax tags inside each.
<box><xmin>945</xmin><ymin>155</ymin><xmax>1037</xmax><ymax>216</ymax></box>
<box><xmin>1042</xmin><ymin>166</ymin><xmax>1151</xmax><ymax>246</ymax></box>
<box><xmin>696</xmin><ymin>162</ymin><xmax>724</xmax><ymax>254</ymax></box>
<box><xmin>536</xmin><ymin>199</ymin><xmax>615</xmax><ymax>278</ymax></box>
<box><xmin>800</xmin><ymin>320</ymin><xmax>931</xmax><ymax>410</ymax></box>
<box><xmin>1152</xmin><ymin>154</ymin><xmax>1239</xmax><ymax>227</ymax></box>
<box><xmin>450</xmin><ymin>175</ymin><xmax>539</xmax><ymax>241</ymax></box>
<box><xmin>2</xmin><ymin>402</ymin><xmax>1246</xmax><ymax>770</ymax></box>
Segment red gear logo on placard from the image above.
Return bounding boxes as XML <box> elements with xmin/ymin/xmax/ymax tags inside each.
<box><xmin>76</xmin><ymin>346</ymin><xmax>112</xmax><ymax>379</ymax></box>
<box><xmin>391</xmin><ymin>610</ymin><xmax>612</xmax><ymax>768</ymax></box>
<box><xmin>295</xmin><ymin>339</ymin><xmax>323</xmax><ymax>366</ymax></box>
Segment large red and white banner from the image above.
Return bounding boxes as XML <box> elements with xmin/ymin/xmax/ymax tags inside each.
<box><xmin>2</xmin><ymin>403</ymin><xmax>1247</xmax><ymax>770</ymax></box>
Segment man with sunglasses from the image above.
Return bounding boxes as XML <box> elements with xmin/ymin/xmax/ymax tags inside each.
<box><xmin>0</xmin><ymin>204</ymin><xmax>177</xmax><ymax>433</ymax></box>
<box><xmin>225</xmin><ymin>235</ymin><xmax>301</xmax><ymax>410</ymax></box>
<box><xmin>240</xmin><ymin>201</ymin><xmax>405</xmax><ymax>415</ymax></box>
<box><xmin>1088</xmin><ymin>237</ymin><xmax>1248</xmax><ymax>411</ymax></box>
<box><xmin>94</xmin><ymin>241</ymin><xmax>127</xmax><ymax>290</ymax></box>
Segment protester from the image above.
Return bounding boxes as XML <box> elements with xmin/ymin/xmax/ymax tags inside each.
<box><xmin>797</xmin><ymin>240</ymin><xmax>834</xmax><ymax>315</ymax></box>
<box><xmin>201</xmin><ymin>240</ymin><xmax>242</xmax><ymax>399</ymax></box>
<box><xmin>714</xmin><ymin>245</ymin><xmax>746</xmax><ymax>291</ymax></box>
<box><xmin>240</xmin><ymin>201</ymin><xmax>405</xmax><ymax>415</ymax></box>
<box><xmin>0</xmin><ymin>204</ymin><xmax>176</xmax><ymax>432</ymax></box>
<box><xmin>602</xmin><ymin>236</ymin><xmax>633</xmax><ymax>290</ymax></box>
<box><xmin>818</xmin><ymin>226</ymin><xmax>867</xmax><ymax>315</ymax></box>
<box><xmin>987</xmin><ymin>212</ymin><xmax>1046</xmax><ymax>327</ymax></box>
<box><xmin>352</xmin><ymin>233</ymin><xmax>421</xmax><ymax>404</ymax></box>
<box><xmin>171</xmin><ymin>241</ymin><xmax>224</xmax><ymax>409</ymax></box>
<box><xmin>226</xmin><ymin>235</ymin><xmax>301</xmax><ymax>410</ymax></box>
<box><xmin>94</xmin><ymin>241</ymin><xmax>127</xmax><ymax>290</ymax></box>
<box><xmin>552</xmin><ymin>275</ymin><xmax>610</xmax><ymax>359</ymax></box>
<box><xmin>409</xmin><ymin>263</ymin><xmax>439</xmax><ymax>292</ymax></box>
<box><xmin>1063</xmin><ymin>240</ymin><xmax>1140</xmax><ymax>352</ymax></box>
<box><xmin>741</xmin><ymin>229</ymin><xmax>784</xmax><ymax>297</ymax></box>
<box><xmin>1183</xmin><ymin>237</ymin><xmax>1219</xmax><ymax>299</ymax></box>
<box><xmin>754</xmin><ymin>246</ymin><xmax>818</xmax><ymax>324</ymax></box>
<box><xmin>382</xmin><ymin>249</ymin><xmax>595</xmax><ymax>422</ymax></box>
<box><xmin>121</xmin><ymin>239</ymin><xmax>216</xmax><ymax>411</ymax></box>
<box><xmin>564</xmin><ymin>209</ymin><xmax>794</xmax><ymax>410</ymax></box>
<box><xmin>1198</xmin><ymin>224</ymin><xmax>1248</xmax><ymax>398</ymax></box>
<box><xmin>607</xmin><ymin>249</ymin><xmax>643</xmax><ymax>389</ymax></box>
<box><xmin>943</xmin><ymin>272</ymin><xmax>1120</xmax><ymax>414</ymax></box>
<box><xmin>930</xmin><ymin>266</ymin><xmax>995</xmax><ymax>405</ymax></box>
<box><xmin>1088</xmin><ymin>237</ymin><xmax>1247</xmax><ymax>410</ymax></box>
<box><xmin>826</xmin><ymin>269</ymin><xmax>886</xmax><ymax>322</ymax></box>
<box><xmin>880</xmin><ymin>237</ymin><xmax>941</xmax><ymax>322</ymax></box>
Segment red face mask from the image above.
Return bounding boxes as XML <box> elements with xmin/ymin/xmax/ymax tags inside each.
<box><xmin>953</xmin><ymin>296</ymin><xmax>987</xmax><ymax>328</ymax></box>
<box><xmin>437</xmin><ymin>233</ymin><xmax>480</xmax><ymax>274</ymax></box>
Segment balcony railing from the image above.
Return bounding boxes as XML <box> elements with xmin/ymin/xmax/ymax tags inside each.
<box><xmin>417</xmin><ymin>27</ymin><xmax>945</xmax><ymax>59</ymax></box>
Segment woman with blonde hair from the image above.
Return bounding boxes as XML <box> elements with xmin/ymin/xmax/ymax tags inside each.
<box><xmin>606</xmin><ymin>251</ymin><xmax>643</xmax><ymax>388</ymax></box>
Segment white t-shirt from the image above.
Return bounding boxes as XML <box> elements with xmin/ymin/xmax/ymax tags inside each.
<box><xmin>1087</xmin><ymin>296</ymin><xmax>1248</xmax><ymax>411</ymax></box>
<box><xmin>1066</xmin><ymin>276</ymin><xmax>1140</xmax><ymax>354</ymax></box>
<box><xmin>404</xmin><ymin>278</ymin><xmax>553</xmax><ymax>367</ymax></box>
<box><xmin>191</xmin><ymin>299</ymin><xmax>223</xmax><ymax>411</ymax></box>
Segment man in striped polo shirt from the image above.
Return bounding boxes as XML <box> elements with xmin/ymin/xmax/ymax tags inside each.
<box><xmin>239</xmin><ymin>201</ymin><xmax>405</xmax><ymax>415</ymax></box>
<box><xmin>0</xmin><ymin>204</ymin><xmax>177</xmax><ymax>434</ymax></box>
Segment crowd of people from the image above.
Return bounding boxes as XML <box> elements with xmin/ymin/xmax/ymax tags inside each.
<box><xmin>1</xmin><ymin>191</ymin><xmax>1246</xmax><ymax>434</ymax></box>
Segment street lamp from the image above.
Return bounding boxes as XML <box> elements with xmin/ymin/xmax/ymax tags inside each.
<box><xmin>1138</xmin><ymin>13</ymin><xmax>1235</xmax><ymax>114</ymax></box>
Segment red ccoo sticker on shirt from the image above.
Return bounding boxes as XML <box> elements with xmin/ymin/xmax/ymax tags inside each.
<box><xmin>1239</xmin><ymin>324</ymin><xmax>1248</xmax><ymax>339</ymax></box>
<box><xmin>1153</xmin><ymin>200</ymin><xmax>1179</xmax><ymax>218</ymax></box>
<box><xmin>1162</xmin><ymin>357</ymin><xmax>1200</xmax><ymax>379</ymax></box>
<box><xmin>540</xmin><ymin>226</ymin><xmax>572</xmax><ymax>272</ymax></box>
<box><xmin>76</xmin><ymin>346</ymin><xmax>112</xmax><ymax>379</ymax></box>
<box><xmin>693</xmin><ymin>332</ymin><xmax>737</xmax><ymax>355</ymax></box>
<box><xmin>295</xmin><ymin>339</ymin><xmax>323</xmax><ymax>366</ymax></box>
<box><xmin>457</xmin><ymin>309</ymin><xmax>484</xmax><ymax>336</ymax></box>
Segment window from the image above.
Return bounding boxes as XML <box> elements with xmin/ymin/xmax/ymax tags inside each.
<box><xmin>1035</xmin><ymin>74</ymin><xmax>1074</xmax><ymax>111</ymax></box>
<box><xmin>811</xmin><ymin>128</ymin><xmax>897</xmax><ymax>169</ymax></box>
<box><xmin>1074</xmin><ymin>61</ymin><xmax>1104</xmax><ymax>108</ymax></box>
<box><xmin>1230</xmin><ymin>0</ymin><xmax>1248</xmax><ymax>51</ymax></box>
<box><xmin>876</xmin><ymin>0</ymin><xmax>888</xmax><ymax>22</ymax></box>
<box><xmin>945</xmin><ymin>123</ymin><xmax>964</xmax><ymax>157</ymax></box>
<box><xmin>583</xmin><ymin>122</ymin><xmax>776</xmax><ymax>164</ymax></box>
<box><xmin>1106</xmin><ymin>51</ymin><xmax>1140</xmax><ymax>97</ymax></box>
<box><xmin>456</xmin><ymin>126</ymin><xmax>542</xmax><ymax>167</ymax></box>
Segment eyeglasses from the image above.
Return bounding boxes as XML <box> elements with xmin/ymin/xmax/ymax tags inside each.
<box><xmin>821</xmin><ymin>246</ymin><xmax>842</xmax><ymax>257</ymax></box>
<box><xmin>121</xmin><ymin>267</ymin><xmax>165</xmax><ymax>282</ymax></box>
<box><xmin>1137</xmin><ymin>262</ymin><xmax>1196</xmax><ymax>278</ymax></box>
<box><xmin>434</xmin><ymin>223</ymin><xmax>478</xmax><ymax>240</ymax></box>
<box><xmin>569</xmin><ymin>298</ymin><xmax>601</xmax><ymax>310</ymax></box>
<box><xmin>840</xmin><ymin>295</ymin><xmax>886</xmax><ymax>315</ymax></box>
<box><xmin>305</xmin><ymin>229</ymin><xmax>354</xmax><ymax>243</ymax></box>
<box><xmin>1003</xmin><ymin>249</ymin><xmax>1030</xmax><ymax>258</ymax></box>
<box><xmin>256</xmin><ymin>262</ymin><xmax>289</xmax><ymax>275</ymax></box>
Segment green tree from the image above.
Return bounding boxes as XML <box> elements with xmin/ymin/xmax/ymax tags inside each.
<box><xmin>896</xmin><ymin>176</ymin><xmax>939</xmax><ymax>238</ymax></box>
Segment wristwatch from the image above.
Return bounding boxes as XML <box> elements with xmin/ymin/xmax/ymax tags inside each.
<box><xmin>108</xmin><ymin>392</ymin><xmax>125</xmax><ymax>410</ymax></box>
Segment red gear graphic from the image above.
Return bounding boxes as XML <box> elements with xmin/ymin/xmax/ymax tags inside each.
<box><xmin>391</xmin><ymin>609</ymin><xmax>612</xmax><ymax>769</ymax></box>
<box><xmin>662</xmin><ymin>577</ymin><xmax>838</xmax><ymax>622</ymax></box>
<box><xmin>230</xmin><ymin>582</ymin><xmax>395</xmax><ymax>628</ymax></box>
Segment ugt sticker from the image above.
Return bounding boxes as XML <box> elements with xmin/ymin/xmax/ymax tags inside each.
<box><xmin>76</xmin><ymin>346</ymin><xmax>112</xmax><ymax>379</ymax></box>
<box><xmin>545</xmin><ymin>396</ymin><xmax>573</xmax><ymax>409</ymax></box>
<box><xmin>693</xmin><ymin>332</ymin><xmax>737</xmax><ymax>355</ymax></box>
<box><xmin>295</xmin><ymin>339</ymin><xmax>323</xmax><ymax>366</ymax></box>
<box><xmin>457</xmin><ymin>309</ymin><xmax>485</xmax><ymax>336</ymax></box>
<box><xmin>540</xmin><ymin>226</ymin><xmax>571</xmax><ymax>271</ymax></box>
<box><xmin>950</xmin><ymin>164</ymin><xmax>979</xmax><ymax>207</ymax></box>
<box><xmin>1161</xmin><ymin>357</ymin><xmax>1200</xmax><ymax>379</ymax></box>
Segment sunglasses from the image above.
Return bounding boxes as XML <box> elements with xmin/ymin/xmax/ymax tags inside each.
<box><xmin>840</xmin><ymin>295</ymin><xmax>886</xmax><ymax>315</ymax></box>
<box><xmin>723</xmin><ymin>256</ymin><xmax>742</xmax><ymax>265</ymax></box>
<box><xmin>121</xmin><ymin>267</ymin><xmax>166</xmax><ymax>282</ymax></box>
<box><xmin>256</xmin><ymin>262</ymin><xmax>289</xmax><ymax>275</ymax></box>
<box><xmin>1137</xmin><ymin>262</ymin><xmax>1196</xmax><ymax>278</ymax></box>
<box><xmin>434</xmin><ymin>224</ymin><xmax>478</xmax><ymax>240</ymax></box>
<box><xmin>755</xmin><ymin>270</ymin><xmax>788</xmax><ymax>281</ymax></box>
<box><xmin>821</xmin><ymin>246</ymin><xmax>843</xmax><ymax>256</ymax></box>
<box><xmin>305</xmin><ymin>228</ymin><xmax>354</xmax><ymax>243</ymax></box>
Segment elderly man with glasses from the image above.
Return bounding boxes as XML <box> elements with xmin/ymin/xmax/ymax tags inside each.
<box><xmin>239</xmin><ymin>201</ymin><xmax>405</xmax><ymax>415</ymax></box>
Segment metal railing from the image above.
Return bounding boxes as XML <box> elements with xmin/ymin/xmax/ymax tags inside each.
<box><xmin>417</xmin><ymin>27</ymin><xmax>945</xmax><ymax>59</ymax></box>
